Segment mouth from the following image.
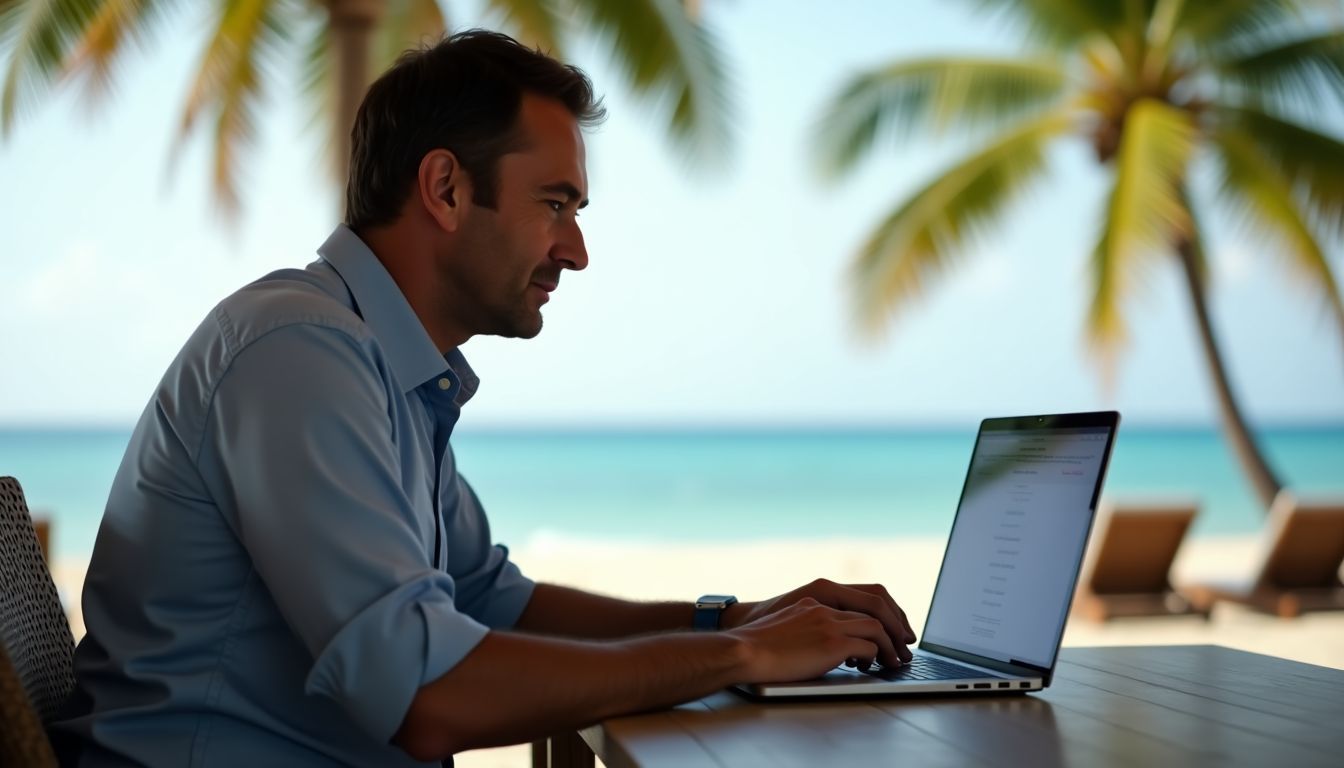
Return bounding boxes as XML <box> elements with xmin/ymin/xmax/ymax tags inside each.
<box><xmin>529</xmin><ymin>280</ymin><xmax>556</xmax><ymax>305</ymax></box>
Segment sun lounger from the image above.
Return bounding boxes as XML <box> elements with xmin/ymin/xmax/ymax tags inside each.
<box><xmin>1186</xmin><ymin>491</ymin><xmax>1344</xmax><ymax>618</ymax></box>
<box><xmin>1074</xmin><ymin>498</ymin><xmax>1207</xmax><ymax>621</ymax></box>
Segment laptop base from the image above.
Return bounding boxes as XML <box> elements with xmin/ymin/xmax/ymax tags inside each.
<box><xmin>730</xmin><ymin>684</ymin><xmax>1038</xmax><ymax>702</ymax></box>
<box><xmin>733</xmin><ymin>664</ymin><xmax>1043</xmax><ymax>699</ymax></box>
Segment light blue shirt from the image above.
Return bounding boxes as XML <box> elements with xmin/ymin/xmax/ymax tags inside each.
<box><xmin>52</xmin><ymin>225</ymin><xmax>535</xmax><ymax>766</ymax></box>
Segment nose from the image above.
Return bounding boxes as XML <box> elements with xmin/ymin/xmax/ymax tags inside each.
<box><xmin>552</xmin><ymin>217</ymin><xmax>588</xmax><ymax>271</ymax></box>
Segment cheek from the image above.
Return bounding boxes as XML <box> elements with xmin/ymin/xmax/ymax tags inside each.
<box><xmin>517</xmin><ymin>220</ymin><xmax>557</xmax><ymax>260</ymax></box>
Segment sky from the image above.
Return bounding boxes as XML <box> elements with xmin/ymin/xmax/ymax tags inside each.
<box><xmin>1</xmin><ymin>0</ymin><xmax>1342</xmax><ymax>429</ymax></box>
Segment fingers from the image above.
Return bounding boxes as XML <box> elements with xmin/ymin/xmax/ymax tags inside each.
<box><xmin>739</xmin><ymin>601</ymin><xmax>913</xmax><ymax>682</ymax></box>
<box><xmin>839</xmin><ymin>611</ymin><xmax>909</xmax><ymax>666</ymax></box>
<box><xmin>852</xmin><ymin>584</ymin><xmax>917</xmax><ymax>644</ymax></box>
<box><xmin>770</xmin><ymin>581</ymin><xmax>919</xmax><ymax>668</ymax></box>
<box><xmin>814</xmin><ymin>581</ymin><xmax>914</xmax><ymax>657</ymax></box>
<box><xmin>838</xmin><ymin>639</ymin><xmax>880</xmax><ymax>670</ymax></box>
<box><xmin>782</xmin><ymin>599</ymin><xmax>904</xmax><ymax>665</ymax></box>
<box><xmin>779</xmin><ymin>582</ymin><xmax>913</xmax><ymax>642</ymax></box>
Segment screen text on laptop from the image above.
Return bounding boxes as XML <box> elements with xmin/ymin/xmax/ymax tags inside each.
<box><xmin>921</xmin><ymin>426</ymin><xmax>1111</xmax><ymax>668</ymax></box>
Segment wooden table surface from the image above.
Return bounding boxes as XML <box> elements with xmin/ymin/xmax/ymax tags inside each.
<box><xmin>542</xmin><ymin>645</ymin><xmax>1344</xmax><ymax>767</ymax></box>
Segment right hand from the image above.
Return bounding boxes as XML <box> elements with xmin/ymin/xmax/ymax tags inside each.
<box><xmin>725</xmin><ymin>597</ymin><xmax>906</xmax><ymax>683</ymax></box>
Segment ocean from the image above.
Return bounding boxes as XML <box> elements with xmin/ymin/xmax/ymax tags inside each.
<box><xmin>2</xmin><ymin>426</ymin><xmax>1341</xmax><ymax>563</ymax></box>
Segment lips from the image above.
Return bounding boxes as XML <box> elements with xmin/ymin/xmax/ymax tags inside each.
<box><xmin>529</xmin><ymin>280</ymin><xmax>556</xmax><ymax>306</ymax></box>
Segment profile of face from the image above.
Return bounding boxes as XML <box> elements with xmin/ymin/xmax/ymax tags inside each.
<box><xmin>445</xmin><ymin>94</ymin><xmax>590</xmax><ymax>340</ymax></box>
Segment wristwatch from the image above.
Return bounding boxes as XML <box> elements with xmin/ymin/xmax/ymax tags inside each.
<box><xmin>693</xmin><ymin>594</ymin><xmax>738</xmax><ymax>631</ymax></box>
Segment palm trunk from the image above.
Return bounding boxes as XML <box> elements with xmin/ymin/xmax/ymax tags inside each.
<box><xmin>326</xmin><ymin>0</ymin><xmax>384</xmax><ymax>188</ymax></box>
<box><xmin>1175</xmin><ymin>236</ymin><xmax>1283</xmax><ymax>510</ymax></box>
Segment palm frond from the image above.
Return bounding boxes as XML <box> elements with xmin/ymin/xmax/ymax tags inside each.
<box><xmin>1211</xmin><ymin>119</ymin><xmax>1344</xmax><ymax>335</ymax></box>
<box><xmin>1171</xmin><ymin>0</ymin><xmax>1316</xmax><ymax>54</ymax></box>
<box><xmin>1213</xmin><ymin>106</ymin><xmax>1344</xmax><ymax>240</ymax></box>
<box><xmin>298</xmin><ymin>19</ymin><xmax>337</xmax><ymax>183</ymax></box>
<box><xmin>814</xmin><ymin>58</ymin><xmax>1070</xmax><ymax>180</ymax></box>
<box><xmin>1086</xmin><ymin>98</ymin><xmax>1197</xmax><ymax>353</ymax></box>
<box><xmin>61</xmin><ymin>0</ymin><xmax>145</xmax><ymax>98</ymax></box>
<box><xmin>1213</xmin><ymin>31</ymin><xmax>1344</xmax><ymax>110</ymax></box>
<box><xmin>176</xmin><ymin>0</ymin><xmax>292</xmax><ymax>216</ymax></box>
<box><xmin>61</xmin><ymin>0</ymin><xmax>185</xmax><ymax>106</ymax></box>
<box><xmin>972</xmin><ymin>0</ymin><xmax>1135</xmax><ymax>48</ymax></box>
<box><xmin>850</xmin><ymin>111</ymin><xmax>1074</xmax><ymax>334</ymax></box>
<box><xmin>1</xmin><ymin>0</ymin><xmax>26</xmax><ymax>44</ymax></box>
<box><xmin>569</xmin><ymin>0</ymin><xmax>732</xmax><ymax>165</ymax></box>
<box><xmin>376</xmin><ymin>0</ymin><xmax>446</xmax><ymax>71</ymax></box>
<box><xmin>487</xmin><ymin>0</ymin><xmax>562</xmax><ymax>54</ymax></box>
<box><xmin>0</xmin><ymin>0</ymin><xmax>108</xmax><ymax>134</ymax></box>
<box><xmin>1144</xmin><ymin>0</ymin><xmax>1203</xmax><ymax>89</ymax></box>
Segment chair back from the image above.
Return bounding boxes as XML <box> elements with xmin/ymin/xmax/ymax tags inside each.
<box><xmin>1256</xmin><ymin>492</ymin><xmax>1344</xmax><ymax>589</ymax></box>
<box><xmin>0</xmin><ymin>476</ymin><xmax>75</xmax><ymax>751</ymax></box>
<box><xmin>1085</xmin><ymin>499</ymin><xmax>1198</xmax><ymax>594</ymax></box>
<box><xmin>0</xmin><ymin>641</ymin><xmax>58</xmax><ymax>766</ymax></box>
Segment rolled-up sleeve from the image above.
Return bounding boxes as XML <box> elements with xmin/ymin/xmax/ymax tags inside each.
<box><xmin>195</xmin><ymin>321</ymin><xmax>488</xmax><ymax>742</ymax></box>
<box><xmin>446</xmin><ymin>474</ymin><xmax>535</xmax><ymax>629</ymax></box>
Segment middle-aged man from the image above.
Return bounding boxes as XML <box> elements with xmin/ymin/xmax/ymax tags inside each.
<box><xmin>52</xmin><ymin>30</ymin><xmax>916</xmax><ymax>766</ymax></box>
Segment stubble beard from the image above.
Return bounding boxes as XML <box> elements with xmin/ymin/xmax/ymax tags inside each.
<box><xmin>500</xmin><ymin>308</ymin><xmax>543</xmax><ymax>339</ymax></box>
<box><xmin>449</xmin><ymin>218</ymin><xmax>545</xmax><ymax>340</ymax></box>
<box><xmin>484</xmin><ymin>283</ymin><xmax>544</xmax><ymax>339</ymax></box>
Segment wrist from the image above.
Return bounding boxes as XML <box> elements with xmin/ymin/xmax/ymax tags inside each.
<box><xmin>716</xmin><ymin>630</ymin><xmax>755</xmax><ymax>684</ymax></box>
<box><xmin>719</xmin><ymin>600</ymin><xmax>751</xmax><ymax>630</ymax></box>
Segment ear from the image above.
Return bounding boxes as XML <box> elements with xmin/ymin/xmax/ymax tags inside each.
<box><xmin>418</xmin><ymin>149</ymin><xmax>473</xmax><ymax>233</ymax></box>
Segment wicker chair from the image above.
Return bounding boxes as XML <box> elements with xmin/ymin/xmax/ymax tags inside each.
<box><xmin>0</xmin><ymin>476</ymin><xmax>75</xmax><ymax>767</ymax></box>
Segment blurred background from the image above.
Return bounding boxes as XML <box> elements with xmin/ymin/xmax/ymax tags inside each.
<box><xmin>2</xmin><ymin>0</ymin><xmax>1343</xmax><ymax>763</ymax></box>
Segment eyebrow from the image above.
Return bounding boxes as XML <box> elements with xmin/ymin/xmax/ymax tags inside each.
<box><xmin>540</xmin><ymin>182</ymin><xmax>589</xmax><ymax>210</ymax></box>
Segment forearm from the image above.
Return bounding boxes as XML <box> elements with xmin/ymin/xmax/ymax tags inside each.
<box><xmin>395</xmin><ymin>628</ymin><xmax>745</xmax><ymax>759</ymax></box>
<box><xmin>514</xmin><ymin>582</ymin><xmax>699</xmax><ymax>638</ymax></box>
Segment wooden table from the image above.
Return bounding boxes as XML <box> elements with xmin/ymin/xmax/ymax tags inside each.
<box><xmin>535</xmin><ymin>645</ymin><xmax>1344</xmax><ymax>767</ymax></box>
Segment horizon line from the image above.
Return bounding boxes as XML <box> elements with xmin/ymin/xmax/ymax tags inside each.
<box><xmin>2</xmin><ymin>419</ymin><xmax>1342</xmax><ymax>434</ymax></box>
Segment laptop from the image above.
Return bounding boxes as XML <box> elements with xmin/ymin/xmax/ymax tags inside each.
<box><xmin>735</xmin><ymin>410</ymin><xmax>1120</xmax><ymax>698</ymax></box>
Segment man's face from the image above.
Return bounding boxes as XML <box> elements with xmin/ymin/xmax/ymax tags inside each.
<box><xmin>446</xmin><ymin>94</ymin><xmax>590</xmax><ymax>340</ymax></box>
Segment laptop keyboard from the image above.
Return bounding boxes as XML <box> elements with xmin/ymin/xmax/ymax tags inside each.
<box><xmin>864</xmin><ymin>655</ymin><xmax>986</xmax><ymax>680</ymax></box>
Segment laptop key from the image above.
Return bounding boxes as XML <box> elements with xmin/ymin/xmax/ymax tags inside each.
<box><xmin>867</xmin><ymin>656</ymin><xmax>987</xmax><ymax>680</ymax></box>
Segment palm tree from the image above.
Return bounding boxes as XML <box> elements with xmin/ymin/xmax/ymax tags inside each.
<box><xmin>816</xmin><ymin>0</ymin><xmax>1344</xmax><ymax>511</ymax></box>
<box><xmin>0</xmin><ymin>0</ymin><xmax>730</xmax><ymax>215</ymax></box>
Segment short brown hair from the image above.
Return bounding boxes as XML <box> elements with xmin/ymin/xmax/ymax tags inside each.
<box><xmin>345</xmin><ymin>30</ymin><xmax>605</xmax><ymax>230</ymax></box>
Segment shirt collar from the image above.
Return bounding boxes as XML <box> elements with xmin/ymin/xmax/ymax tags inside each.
<box><xmin>445</xmin><ymin>348</ymin><xmax>480</xmax><ymax>407</ymax></box>
<box><xmin>317</xmin><ymin>224</ymin><xmax>478</xmax><ymax>403</ymax></box>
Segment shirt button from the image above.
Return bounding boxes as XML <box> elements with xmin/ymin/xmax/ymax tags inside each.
<box><xmin>438</xmin><ymin>377</ymin><xmax>452</xmax><ymax>390</ymax></box>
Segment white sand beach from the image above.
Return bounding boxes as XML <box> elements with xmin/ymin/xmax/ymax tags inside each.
<box><xmin>51</xmin><ymin>535</ymin><xmax>1344</xmax><ymax>767</ymax></box>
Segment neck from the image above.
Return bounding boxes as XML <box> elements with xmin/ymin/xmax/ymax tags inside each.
<box><xmin>357</xmin><ymin>223</ymin><xmax>471</xmax><ymax>353</ymax></box>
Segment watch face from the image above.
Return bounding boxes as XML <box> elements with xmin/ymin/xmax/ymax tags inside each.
<box><xmin>696</xmin><ymin>595</ymin><xmax>737</xmax><ymax>608</ymax></box>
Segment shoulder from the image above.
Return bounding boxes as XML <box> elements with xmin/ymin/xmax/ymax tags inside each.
<box><xmin>155</xmin><ymin>264</ymin><xmax>394</xmax><ymax>449</ymax></box>
<box><xmin>214</xmin><ymin>266</ymin><xmax>373</xmax><ymax>354</ymax></box>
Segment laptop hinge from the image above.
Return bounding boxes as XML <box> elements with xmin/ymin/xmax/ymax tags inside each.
<box><xmin>920</xmin><ymin>642</ymin><xmax>1045</xmax><ymax>679</ymax></box>
<box><xmin>1010</xmin><ymin>658</ymin><xmax>1053</xmax><ymax>685</ymax></box>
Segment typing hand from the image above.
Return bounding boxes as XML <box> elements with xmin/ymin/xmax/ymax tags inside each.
<box><xmin>722</xmin><ymin>578</ymin><xmax>915</xmax><ymax>665</ymax></box>
<box><xmin>726</xmin><ymin>597</ymin><xmax>904</xmax><ymax>682</ymax></box>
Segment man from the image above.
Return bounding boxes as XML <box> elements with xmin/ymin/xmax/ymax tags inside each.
<box><xmin>53</xmin><ymin>30</ymin><xmax>915</xmax><ymax>766</ymax></box>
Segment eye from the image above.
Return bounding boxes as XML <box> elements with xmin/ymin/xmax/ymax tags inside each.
<box><xmin>545</xmin><ymin>200</ymin><xmax>564</xmax><ymax>212</ymax></box>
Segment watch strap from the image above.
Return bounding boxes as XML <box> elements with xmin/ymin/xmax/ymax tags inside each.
<box><xmin>693</xmin><ymin>594</ymin><xmax>737</xmax><ymax>631</ymax></box>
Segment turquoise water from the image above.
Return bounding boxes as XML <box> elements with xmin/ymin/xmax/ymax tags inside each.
<box><xmin>2</xmin><ymin>427</ymin><xmax>1341</xmax><ymax>562</ymax></box>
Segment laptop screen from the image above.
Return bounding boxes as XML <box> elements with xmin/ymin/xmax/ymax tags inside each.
<box><xmin>920</xmin><ymin>414</ymin><xmax>1117</xmax><ymax>670</ymax></box>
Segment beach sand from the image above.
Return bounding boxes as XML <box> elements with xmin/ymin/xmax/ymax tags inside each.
<box><xmin>51</xmin><ymin>535</ymin><xmax>1344</xmax><ymax>767</ymax></box>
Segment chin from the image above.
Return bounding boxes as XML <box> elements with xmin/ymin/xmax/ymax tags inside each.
<box><xmin>496</xmin><ymin>314</ymin><xmax>544</xmax><ymax>340</ymax></box>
